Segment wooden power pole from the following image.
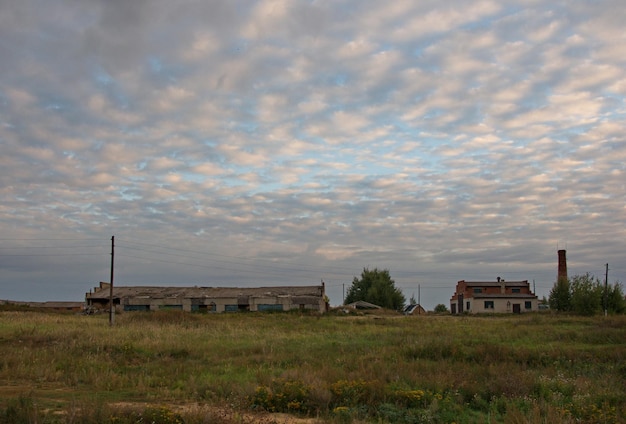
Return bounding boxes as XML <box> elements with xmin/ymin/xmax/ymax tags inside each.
<box><xmin>109</xmin><ymin>236</ymin><xmax>115</xmax><ymax>326</ymax></box>
<box><xmin>604</xmin><ymin>263</ymin><xmax>609</xmax><ymax>317</ymax></box>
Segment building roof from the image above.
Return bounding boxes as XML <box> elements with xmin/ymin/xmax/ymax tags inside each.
<box><xmin>403</xmin><ymin>304</ymin><xmax>426</xmax><ymax>315</ymax></box>
<box><xmin>345</xmin><ymin>300</ymin><xmax>382</xmax><ymax>309</ymax></box>
<box><xmin>87</xmin><ymin>284</ymin><xmax>324</xmax><ymax>300</ymax></box>
<box><xmin>459</xmin><ymin>280</ymin><xmax>529</xmax><ymax>287</ymax></box>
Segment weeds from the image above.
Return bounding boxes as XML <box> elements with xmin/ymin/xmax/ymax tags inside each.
<box><xmin>0</xmin><ymin>312</ymin><xmax>625</xmax><ymax>422</ymax></box>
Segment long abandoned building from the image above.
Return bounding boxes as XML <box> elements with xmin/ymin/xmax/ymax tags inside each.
<box><xmin>85</xmin><ymin>282</ymin><xmax>328</xmax><ymax>313</ymax></box>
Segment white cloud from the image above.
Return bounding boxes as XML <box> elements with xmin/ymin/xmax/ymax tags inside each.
<box><xmin>1</xmin><ymin>0</ymin><xmax>625</xmax><ymax>308</ymax></box>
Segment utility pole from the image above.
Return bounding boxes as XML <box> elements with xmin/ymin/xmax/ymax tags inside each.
<box><xmin>604</xmin><ymin>263</ymin><xmax>609</xmax><ymax>317</ymax></box>
<box><xmin>109</xmin><ymin>236</ymin><xmax>115</xmax><ymax>326</ymax></box>
<box><xmin>420</xmin><ymin>283</ymin><xmax>423</xmax><ymax>314</ymax></box>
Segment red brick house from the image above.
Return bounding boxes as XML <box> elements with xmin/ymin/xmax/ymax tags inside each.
<box><xmin>450</xmin><ymin>277</ymin><xmax>538</xmax><ymax>314</ymax></box>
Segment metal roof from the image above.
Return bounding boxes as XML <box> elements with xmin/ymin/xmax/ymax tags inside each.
<box><xmin>345</xmin><ymin>300</ymin><xmax>382</xmax><ymax>309</ymax></box>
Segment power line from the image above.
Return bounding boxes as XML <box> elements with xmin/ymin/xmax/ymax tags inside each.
<box><xmin>0</xmin><ymin>253</ymin><xmax>103</xmax><ymax>257</ymax></box>
<box><xmin>0</xmin><ymin>238</ymin><xmax>102</xmax><ymax>241</ymax></box>
<box><xmin>3</xmin><ymin>237</ymin><xmax>624</xmax><ymax>287</ymax></box>
<box><xmin>0</xmin><ymin>245</ymin><xmax>104</xmax><ymax>250</ymax></box>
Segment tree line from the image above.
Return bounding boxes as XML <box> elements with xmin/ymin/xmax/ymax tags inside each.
<box><xmin>344</xmin><ymin>267</ymin><xmax>626</xmax><ymax>316</ymax></box>
<box><xmin>549</xmin><ymin>273</ymin><xmax>625</xmax><ymax>315</ymax></box>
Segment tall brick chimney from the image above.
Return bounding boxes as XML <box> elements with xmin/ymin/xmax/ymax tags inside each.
<box><xmin>557</xmin><ymin>249</ymin><xmax>567</xmax><ymax>282</ymax></box>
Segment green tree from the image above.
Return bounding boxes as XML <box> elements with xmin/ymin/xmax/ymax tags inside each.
<box><xmin>549</xmin><ymin>276</ymin><xmax>572</xmax><ymax>312</ymax></box>
<box><xmin>434</xmin><ymin>304</ymin><xmax>449</xmax><ymax>314</ymax></box>
<box><xmin>344</xmin><ymin>268</ymin><xmax>405</xmax><ymax>310</ymax></box>
<box><xmin>606</xmin><ymin>282</ymin><xmax>626</xmax><ymax>314</ymax></box>
<box><xmin>549</xmin><ymin>273</ymin><xmax>625</xmax><ymax>316</ymax></box>
<box><xmin>570</xmin><ymin>273</ymin><xmax>602</xmax><ymax>316</ymax></box>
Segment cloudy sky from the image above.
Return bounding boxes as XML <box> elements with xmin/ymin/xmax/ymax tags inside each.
<box><xmin>1</xmin><ymin>0</ymin><xmax>625</xmax><ymax>309</ymax></box>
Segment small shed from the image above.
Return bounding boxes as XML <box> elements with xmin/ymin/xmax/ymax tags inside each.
<box><xmin>403</xmin><ymin>304</ymin><xmax>426</xmax><ymax>315</ymax></box>
<box><xmin>345</xmin><ymin>300</ymin><xmax>382</xmax><ymax>310</ymax></box>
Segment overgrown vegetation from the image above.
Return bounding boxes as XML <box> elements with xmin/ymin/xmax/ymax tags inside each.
<box><xmin>433</xmin><ymin>304</ymin><xmax>449</xmax><ymax>314</ymax></box>
<box><xmin>549</xmin><ymin>273</ymin><xmax>626</xmax><ymax>315</ymax></box>
<box><xmin>1</xmin><ymin>309</ymin><xmax>625</xmax><ymax>423</ymax></box>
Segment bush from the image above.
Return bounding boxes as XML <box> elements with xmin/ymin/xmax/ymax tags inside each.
<box><xmin>549</xmin><ymin>273</ymin><xmax>625</xmax><ymax>315</ymax></box>
<box><xmin>434</xmin><ymin>304</ymin><xmax>449</xmax><ymax>314</ymax></box>
<box><xmin>570</xmin><ymin>274</ymin><xmax>603</xmax><ymax>316</ymax></box>
<box><xmin>330</xmin><ymin>379</ymin><xmax>372</xmax><ymax>407</ymax></box>
<box><xmin>251</xmin><ymin>378</ymin><xmax>312</xmax><ymax>414</ymax></box>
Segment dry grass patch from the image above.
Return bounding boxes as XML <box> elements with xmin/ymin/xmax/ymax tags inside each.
<box><xmin>1</xmin><ymin>310</ymin><xmax>625</xmax><ymax>423</ymax></box>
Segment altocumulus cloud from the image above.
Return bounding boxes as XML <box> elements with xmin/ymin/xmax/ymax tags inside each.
<box><xmin>0</xmin><ymin>0</ymin><xmax>625</xmax><ymax>308</ymax></box>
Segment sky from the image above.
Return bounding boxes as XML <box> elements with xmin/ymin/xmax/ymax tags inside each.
<box><xmin>1</xmin><ymin>0</ymin><xmax>625</xmax><ymax>310</ymax></box>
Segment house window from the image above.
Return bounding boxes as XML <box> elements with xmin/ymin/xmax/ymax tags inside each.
<box><xmin>512</xmin><ymin>288</ymin><xmax>521</xmax><ymax>293</ymax></box>
<box><xmin>466</xmin><ymin>301</ymin><xmax>470</xmax><ymax>310</ymax></box>
<box><xmin>484</xmin><ymin>301</ymin><xmax>494</xmax><ymax>309</ymax></box>
<box><xmin>225</xmin><ymin>305</ymin><xmax>239</xmax><ymax>312</ymax></box>
<box><xmin>473</xmin><ymin>288</ymin><xmax>482</xmax><ymax>294</ymax></box>
<box><xmin>525</xmin><ymin>301</ymin><xmax>532</xmax><ymax>310</ymax></box>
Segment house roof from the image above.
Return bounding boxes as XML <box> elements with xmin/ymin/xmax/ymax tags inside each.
<box><xmin>87</xmin><ymin>284</ymin><xmax>324</xmax><ymax>300</ymax></box>
<box><xmin>460</xmin><ymin>280</ymin><xmax>529</xmax><ymax>287</ymax></box>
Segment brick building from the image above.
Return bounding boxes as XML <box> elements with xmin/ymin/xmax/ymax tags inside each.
<box><xmin>450</xmin><ymin>277</ymin><xmax>538</xmax><ymax>314</ymax></box>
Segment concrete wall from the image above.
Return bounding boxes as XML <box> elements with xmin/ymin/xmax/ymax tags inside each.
<box><xmin>455</xmin><ymin>298</ymin><xmax>538</xmax><ymax>314</ymax></box>
<box><xmin>122</xmin><ymin>295</ymin><xmax>325</xmax><ymax>313</ymax></box>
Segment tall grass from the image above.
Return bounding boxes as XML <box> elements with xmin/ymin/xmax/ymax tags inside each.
<box><xmin>0</xmin><ymin>309</ymin><xmax>625</xmax><ymax>423</ymax></box>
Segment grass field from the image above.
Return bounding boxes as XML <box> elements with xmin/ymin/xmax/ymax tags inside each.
<box><xmin>0</xmin><ymin>308</ymin><xmax>624</xmax><ymax>423</ymax></box>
